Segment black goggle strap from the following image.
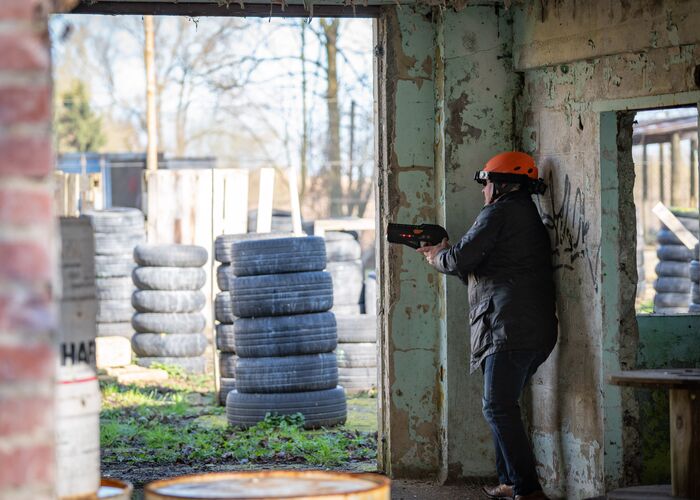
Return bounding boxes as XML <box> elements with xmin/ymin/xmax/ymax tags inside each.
<box><xmin>474</xmin><ymin>170</ymin><xmax>547</xmax><ymax>195</ymax></box>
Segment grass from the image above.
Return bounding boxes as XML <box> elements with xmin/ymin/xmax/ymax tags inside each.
<box><xmin>100</xmin><ymin>367</ymin><xmax>377</xmax><ymax>469</ymax></box>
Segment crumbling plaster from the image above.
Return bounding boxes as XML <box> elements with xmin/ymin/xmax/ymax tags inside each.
<box><xmin>379</xmin><ymin>0</ymin><xmax>700</xmax><ymax>497</ymax></box>
<box><xmin>513</xmin><ymin>0</ymin><xmax>700</xmax><ymax>496</ymax></box>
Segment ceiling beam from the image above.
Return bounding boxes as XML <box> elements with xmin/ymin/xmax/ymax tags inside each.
<box><xmin>70</xmin><ymin>1</ymin><xmax>382</xmax><ymax>18</ymax></box>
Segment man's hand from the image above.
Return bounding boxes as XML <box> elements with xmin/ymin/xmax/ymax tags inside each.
<box><xmin>416</xmin><ymin>238</ymin><xmax>450</xmax><ymax>266</ymax></box>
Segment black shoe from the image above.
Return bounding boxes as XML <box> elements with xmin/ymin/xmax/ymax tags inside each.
<box><xmin>481</xmin><ymin>484</ymin><xmax>514</xmax><ymax>499</ymax></box>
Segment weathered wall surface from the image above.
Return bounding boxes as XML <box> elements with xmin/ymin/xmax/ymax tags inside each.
<box><xmin>513</xmin><ymin>0</ymin><xmax>700</xmax><ymax>497</ymax></box>
<box><xmin>513</xmin><ymin>0</ymin><xmax>700</xmax><ymax>70</ymax></box>
<box><xmin>377</xmin><ymin>6</ymin><xmax>445</xmax><ymax>478</ymax></box>
<box><xmin>440</xmin><ymin>4</ymin><xmax>517</xmax><ymax>479</ymax></box>
<box><xmin>377</xmin><ymin>3</ymin><xmax>517</xmax><ymax>480</ymax></box>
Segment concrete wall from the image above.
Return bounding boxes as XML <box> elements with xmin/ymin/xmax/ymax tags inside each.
<box><xmin>512</xmin><ymin>0</ymin><xmax>700</xmax><ymax>497</ymax></box>
<box><xmin>0</xmin><ymin>0</ymin><xmax>57</xmax><ymax>498</ymax></box>
<box><xmin>377</xmin><ymin>2</ymin><xmax>515</xmax><ymax>481</ymax></box>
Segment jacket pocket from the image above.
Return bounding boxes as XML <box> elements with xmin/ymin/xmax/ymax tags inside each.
<box><xmin>469</xmin><ymin>297</ymin><xmax>493</xmax><ymax>359</ymax></box>
<box><xmin>469</xmin><ymin>297</ymin><xmax>492</xmax><ymax>324</ymax></box>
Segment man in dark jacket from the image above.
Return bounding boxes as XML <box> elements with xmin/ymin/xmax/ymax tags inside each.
<box><xmin>417</xmin><ymin>152</ymin><xmax>557</xmax><ymax>500</ymax></box>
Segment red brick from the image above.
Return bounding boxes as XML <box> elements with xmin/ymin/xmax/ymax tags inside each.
<box><xmin>0</xmin><ymin>0</ymin><xmax>48</xmax><ymax>21</ymax></box>
<box><xmin>0</xmin><ymin>396</ymin><xmax>52</xmax><ymax>437</ymax></box>
<box><xmin>0</xmin><ymin>242</ymin><xmax>50</xmax><ymax>282</ymax></box>
<box><xmin>0</xmin><ymin>344</ymin><xmax>53</xmax><ymax>383</ymax></box>
<box><xmin>0</xmin><ymin>188</ymin><xmax>52</xmax><ymax>224</ymax></box>
<box><xmin>0</xmin><ymin>136</ymin><xmax>52</xmax><ymax>178</ymax></box>
<box><xmin>0</xmin><ymin>445</ymin><xmax>53</xmax><ymax>489</ymax></box>
<box><xmin>0</xmin><ymin>33</ymin><xmax>50</xmax><ymax>72</ymax></box>
<box><xmin>0</xmin><ymin>292</ymin><xmax>52</xmax><ymax>332</ymax></box>
<box><xmin>0</xmin><ymin>86</ymin><xmax>50</xmax><ymax>125</ymax></box>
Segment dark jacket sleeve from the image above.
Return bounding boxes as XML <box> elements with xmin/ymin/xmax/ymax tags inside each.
<box><xmin>432</xmin><ymin>205</ymin><xmax>503</xmax><ymax>277</ymax></box>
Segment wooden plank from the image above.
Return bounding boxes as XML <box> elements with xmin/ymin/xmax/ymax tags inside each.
<box><xmin>313</xmin><ymin>217</ymin><xmax>375</xmax><ymax>237</ymax></box>
<box><xmin>609</xmin><ymin>368</ymin><xmax>700</xmax><ymax>389</ymax></box>
<box><xmin>213</xmin><ymin>169</ymin><xmax>248</xmax><ymax>236</ymax></box>
<box><xmin>670</xmin><ymin>388</ymin><xmax>700</xmax><ymax>498</ymax></box>
<box><xmin>652</xmin><ymin>202</ymin><xmax>699</xmax><ymax>250</ymax></box>
<box><xmin>257</xmin><ymin>168</ymin><xmax>275</xmax><ymax>233</ymax></box>
<box><xmin>287</xmin><ymin>167</ymin><xmax>303</xmax><ymax>236</ymax></box>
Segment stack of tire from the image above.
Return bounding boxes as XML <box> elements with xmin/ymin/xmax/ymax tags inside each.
<box><xmin>324</xmin><ymin>232</ymin><xmax>378</xmax><ymax>394</ymax></box>
<box><xmin>325</xmin><ymin>232</ymin><xmax>364</xmax><ymax>315</ymax></box>
<box><xmin>82</xmin><ymin>208</ymin><xmax>145</xmax><ymax>367</ymax></box>
<box><xmin>131</xmin><ymin>244</ymin><xmax>209</xmax><ymax>374</ymax></box>
<box><xmin>225</xmin><ymin>236</ymin><xmax>347</xmax><ymax>428</ymax></box>
<box><xmin>690</xmin><ymin>245</ymin><xmax>700</xmax><ymax>313</ymax></box>
<box><xmin>214</xmin><ymin>233</ymin><xmax>288</xmax><ymax>404</ymax></box>
<box><xmin>654</xmin><ymin>211</ymin><xmax>699</xmax><ymax>313</ymax></box>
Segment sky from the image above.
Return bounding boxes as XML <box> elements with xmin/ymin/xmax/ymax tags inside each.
<box><xmin>50</xmin><ymin>14</ymin><xmax>375</xmax><ymax>175</ymax></box>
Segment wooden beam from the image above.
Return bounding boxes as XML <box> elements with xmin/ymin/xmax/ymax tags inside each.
<box><xmin>652</xmin><ymin>202</ymin><xmax>699</xmax><ymax>249</ymax></box>
<box><xmin>256</xmin><ymin>168</ymin><xmax>275</xmax><ymax>233</ymax></box>
<box><xmin>670</xmin><ymin>387</ymin><xmax>700</xmax><ymax>498</ymax></box>
<box><xmin>71</xmin><ymin>1</ymin><xmax>382</xmax><ymax>18</ymax></box>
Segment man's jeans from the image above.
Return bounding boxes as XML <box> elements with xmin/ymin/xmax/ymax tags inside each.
<box><xmin>482</xmin><ymin>350</ymin><xmax>548</xmax><ymax>497</ymax></box>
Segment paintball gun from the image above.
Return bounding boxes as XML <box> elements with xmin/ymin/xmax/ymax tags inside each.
<box><xmin>387</xmin><ymin>223</ymin><xmax>449</xmax><ymax>250</ymax></box>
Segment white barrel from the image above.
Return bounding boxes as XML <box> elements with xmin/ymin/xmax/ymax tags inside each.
<box><xmin>57</xmin><ymin>218</ymin><xmax>101</xmax><ymax>499</ymax></box>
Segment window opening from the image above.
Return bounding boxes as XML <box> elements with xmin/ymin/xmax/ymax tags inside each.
<box><xmin>632</xmin><ymin>107</ymin><xmax>699</xmax><ymax>314</ymax></box>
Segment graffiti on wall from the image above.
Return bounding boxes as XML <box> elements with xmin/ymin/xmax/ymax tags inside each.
<box><xmin>537</xmin><ymin>172</ymin><xmax>600</xmax><ymax>292</ymax></box>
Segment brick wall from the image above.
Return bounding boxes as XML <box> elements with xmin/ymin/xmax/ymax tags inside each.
<box><xmin>0</xmin><ymin>0</ymin><xmax>56</xmax><ymax>498</ymax></box>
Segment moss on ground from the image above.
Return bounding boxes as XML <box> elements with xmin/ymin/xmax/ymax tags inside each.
<box><xmin>100</xmin><ymin>368</ymin><xmax>377</xmax><ymax>470</ymax></box>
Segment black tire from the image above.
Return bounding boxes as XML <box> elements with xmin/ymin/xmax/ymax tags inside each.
<box><xmin>327</xmin><ymin>260</ymin><xmax>363</xmax><ymax>305</ymax></box>
<box><xmin>132</xmin><ymin>267</ymin><xmax>206</xmax><ymax>291</ymax></box>
<box><xmin>226</xmin><ymin>387</ymin><xmax>347</xmax><ymax>429</ymax></box>
<box><xmin>335</xmin><ymin>343</ymin><xmax>376</xmax><ymax>368</ymax></box>
<box><xmin>235</xmin><ymin>353</ymin><xmax>338</xmax><ymax>393</ymax></box>
<box><xmin>657</xmin><ymin>244</ymin><xmax>694</xmax><ymax>262</ymax></box>
<box><xmin>95</xmin><ymin>277</ymin><xmax>134</xmax><ymax>300</ymax></box>
<box><xmin>94</xmin><ymin>232</ymin><xmax>145</xmax><ymax>256</ymax></box>
<box><xmin>215</xmin><ymin>292</ymin><xmax>235</xmax><ymax>323</ymax></box>
<box><xmin>132</xmin><ymin>312</ymin><xmax>206</xmax><ymax>334</ymax></box>
<box><xmin>654</xmin><ymin>292</ymin><xmax>690</xmax><ymax>309</ymax></box>
<box><xmin>332</xmin><ymin>304</ymin><xmax>362</xmax><ymax>315</ymax></box>
<box><xmin>95</xmin><ymin>254</ymin><xmax>135</xmax><ymax>278</ymax></box>
<box><xmin>133</xmin><ymin>244</ymin><xmax>208</xmax><ymax>267</ymax></box>
<box><xmin>96</xmin><ymin>322</ymin><xmax>133</xmax><ymax>338</ymax></box>
<box><xmin>219</xmin><ymin>353</ymin><xmax>238</xmax><ymax>378</ymax></box>
<box><xmin>692</xmin><ymin>283</ymin><xmax>700</xmax><ymax>303</ymax></box>
<box><xmin>653</xmin><ymin>277</ymin><xmax>691</xmax><ymax>294</ymax></box>
<box><xmin>81</xmin><ymin>208</ymin><xmax>144</xmax><ymax>232</ymax></box>
<box><xmin>690</xmin><ymin>303</ymin><xmax>700</xmax><ymax>313</ymax></box>
<box><xmin>655</xmin><ymin>261</ymin><xmax>690</xmax><ymax>278</ymax></box>
<box><xmin>131</xmin><ymin>333</ymin><xmax>207</xmax><ymax>357</ymax></box>
<box><xmin>324</xmin><ymin>232</ymin><xmax>361</xmax><ymax>261</ymax></box>
<box><xmin>690</xmin><ymin>261</ymin><xmax>700</xmax><ymax>283</ymax></box>
<box><xmin>136</xmin><ymin>356</ymin><xmax>206</xmax><ymax>374</ymax></box>
<box><xmin>217</xmin><ymin>265</ymin><xmax>232</xmax><ymax>291</ymax></box>
<box><xmin>233</xmin><ymin>313</ymin><xmax>337</xmax><ymax>358</ymax></box>
<box><xmin>219</xmin><ymin>377</ymin><xmax>236</xmax><ymax>406</ymax></box>
<box><xmin>216</xmin><ymin>323</ymin><xmax>236</xmax><ymax>352</ymax></box>
<box><xmin>336</xmin><ymin>315</ymin><xmax>376</xmax><ymax>343</ymax></box>
<box><xmin>230</xmin><ymin>271</ymin><xmax>333</xmax><ymax>318</ymax></box>
<box><xmin>656</xmin><ymin>228</ymin><xmax>686</xmax><ymax>245</ymax></box>
<box><xmin>675</xmin><ymin>214</ymin><xmax>700</xmax><ymax>233</ymax></box>
<box><xmin>215</xmin><ymin>233</ymin><xmax>289</xmax><ymax>263</ymax></box>
<box><xmin>96</xmin><ymin>300</ymin><xmax>133</xmax><ymax>323</ymax></box>
<box><xmin>338</xmin><ymin>367</ymin><xmax>377</xmax><ymax>394</ymax></box>
<box><xmin>231</xmin><ymin>236</ymin><xmax>326</xmax><ymax>277</ymax></box>
<box><xmin>132</xmin><ymin>290</ymin><xmax>206</xmax><ymax>313</ymax></box>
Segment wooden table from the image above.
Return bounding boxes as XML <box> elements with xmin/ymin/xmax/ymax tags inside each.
<box><xmin>608</xmin><ymin>368</ymin><xmax>700</xmax><ymax>499</ymax></box>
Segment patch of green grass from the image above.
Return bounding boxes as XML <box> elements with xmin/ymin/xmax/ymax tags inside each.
<box><xmin>99</xmin><ymin>374</ymin><xmax>376</xmax><ymax>469</ymax></box>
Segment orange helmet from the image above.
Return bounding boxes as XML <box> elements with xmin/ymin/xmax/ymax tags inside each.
<box><xmin>474</xmin><ymin>151</ymin><xmax>547</xmax><ymax>194</ymax></box>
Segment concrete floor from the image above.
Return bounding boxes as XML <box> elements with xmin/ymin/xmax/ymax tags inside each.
<box><xmin>391</xmin><ymin>480</ymin><xmax>488</xmax><ymax>500</ymax></box>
